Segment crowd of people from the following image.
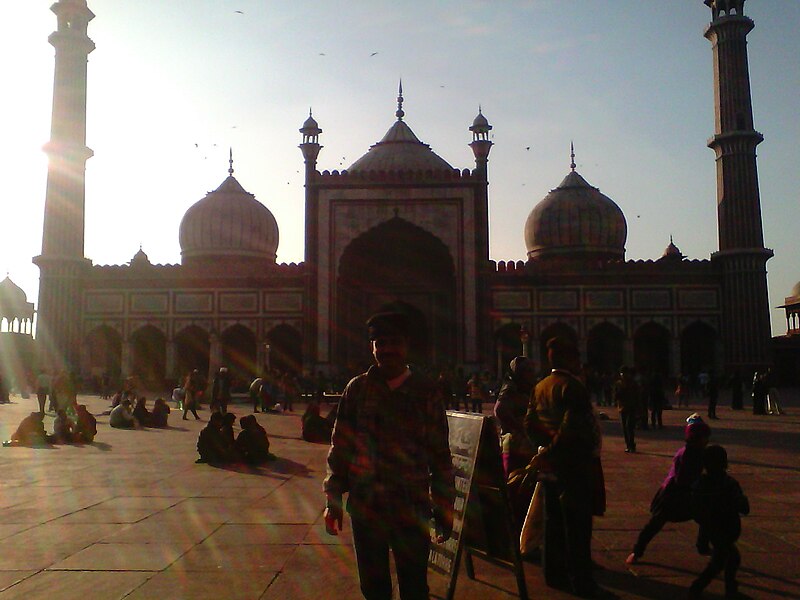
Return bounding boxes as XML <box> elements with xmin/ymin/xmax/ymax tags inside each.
<box><xmin>0</xmin><ymin>336</ymin><xmax>787</xmax><ymax>600</ymax></box>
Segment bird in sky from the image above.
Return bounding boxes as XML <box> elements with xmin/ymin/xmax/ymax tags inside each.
<box><xmin>526</xmin><ymin>146</ymin><xmax>530</xmax><ymax>151</ymax></box>
<box><xmin>234</xmin><ymin>10</ymin><xmax>244</xmax><ymax>14</ymax></box>
<box><xmin>319</xmin><ymin>53</ymin><xmax>326</xmax><ymax>56</ymax></box>
<box><xmin>370</xmin><ymin>52</ymin><xmax>379</xmax><ymax>57</ymax></box>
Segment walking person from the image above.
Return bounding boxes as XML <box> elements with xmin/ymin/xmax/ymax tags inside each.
<box><xmin>182</xmin><ymin>369</ymin><xmax>201</xmax><ymax>420</ymax></box>
<box><xmin>614</xmin><ymin>366</ymin><xmax>641</xmax><ymax>453</ymax></box>
<box><xmin>323</xmin><ymin>312</ymin><xmax>455</xmax><ymax>600</ymax></box>
<box><xmin>706</xmin><ymin>370</ymin><xmax>719</xmax><ymax>419</ymax></box>
<box><xmin>35</xmin><ymin>370</ymin><xmax>51</xmax><ymax>414</ymax></box>
<box><xmin>751</xmin><ymin>370</ymin><xmax>767</xmax><ymax>415</ymax></box>
<box><xmin>649</xmin><ymin>371</ymin><xmax>665</xmax><ymax>429</ymax></box>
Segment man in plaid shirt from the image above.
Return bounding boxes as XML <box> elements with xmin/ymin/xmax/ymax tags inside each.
<box><xmin>323</xmin><ymin>311</ymin><xmax>455</xmax><ymax>599</ymax></box>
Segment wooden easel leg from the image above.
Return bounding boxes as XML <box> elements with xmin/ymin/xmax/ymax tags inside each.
<box><xmin>465</xmin><ymin>551</ymin><xmax>475</xmax><ymax>579</ymax></box>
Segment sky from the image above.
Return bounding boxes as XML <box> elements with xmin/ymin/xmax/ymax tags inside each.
<box><xmin>2</xmin><ymin>0</ymin><xmax>798</xmax><ymax>335</ymax></box>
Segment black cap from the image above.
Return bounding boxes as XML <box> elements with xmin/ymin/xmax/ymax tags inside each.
<box><xmin>366</xmin><ymin>311</ymin><xmax>410</xmax><ymax>340</ymax></box>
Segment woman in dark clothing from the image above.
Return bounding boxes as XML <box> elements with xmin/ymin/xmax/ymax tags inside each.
<box><xmin>236</xmin><ymin>415</ymin><xmax>275</xmax><ymax>463</ymax></box>
<box><xmin>74</xmin><ymin>404</ymin><xmax>97</xmax><ymax>443</ymax></box>
<box><xmin>196</xmin><ymin>413</ymin><xmax>237</xmax><ymax>463</ymax></box>
<box><xmin>133</xmin><ymin>397</ymin><xmax>152</xmax><ymax>427</ymax></box>
<box><xmin>151</xmin><ymin>397</ymin><xmax>170</xmax><ymax>428</ymax></box>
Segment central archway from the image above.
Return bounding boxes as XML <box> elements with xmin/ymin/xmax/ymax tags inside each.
<box><xmin>336</xmin><ymin>217</ymin><xmax>456</xmax><ymax>373</ymax></box>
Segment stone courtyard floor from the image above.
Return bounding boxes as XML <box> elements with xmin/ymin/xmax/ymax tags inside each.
<box><xmin>0</xmin><ymin>390</ymin><xmax>797</xmax><ymax>600</ymax></box>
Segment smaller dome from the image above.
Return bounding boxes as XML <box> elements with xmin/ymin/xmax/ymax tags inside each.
<box><xmin>130</xmin><ymin>247</ymin><xmax>150</xmax><ymax>266</ymax></box>
<box><xmin>472</xmin><ymin>111</ymin><xmax>490</xmax><ymax>130</ymax></box>
<box><xmin>0</xmin><ymin>276</ymin><xmax>33</xmax><ymax>320</ymax></box>
<box><xmin>660</xmin><ymin>237</ymin><xmax>684</xmax><ymax>261</ymax></box>
<box><xmin>791</xmin><ymin>281</ymin><xmax>800</xmax><ymax>298</ymax></box>
<box><xmin>300</xmin><ymin>111</ymin><xmax>321</xmax><ymax>135</ymax></box>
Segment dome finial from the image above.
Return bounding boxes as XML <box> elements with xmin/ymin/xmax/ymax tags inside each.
<box><xmin>396</xmin><ymin>79</ymin><xmax>404</xmax><ymax>121</ymax></box>
<box><xmin>570</xmin><ymin>141</ymin><xmax>576</xmax><ymax>172</ymax></box>
<box><xmin>228</xmin><ymin>148</ymin><xmax>234</xmax><ymax>176</ymax></box>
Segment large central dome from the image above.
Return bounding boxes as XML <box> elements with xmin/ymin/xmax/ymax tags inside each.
<box><xmin>347</xmin><ymin>120</ymin><xmax>453</xmax><ymax>173</ymax></box>
<box><xmin>179</xmin><ymin>173</ymin><xmax>279</xmax><ymax>264</ymax></box>
<box><xmin>524</xmin><ymin>169</ymin><xmax>627</xmax><ymax>262</ymax></box>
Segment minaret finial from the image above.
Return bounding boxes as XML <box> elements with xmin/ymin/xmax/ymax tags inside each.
<box><xmin>570</xmin><ymin>141</ymin><xmax>576</xmax><ymax>171</ymax></box>
<box><xmin>670</xmin><ymin>234</ymin><xmax>674</xmax><ymax>244</ymax></box>
<box><xmin>228</xmin><ymin>148</ymin><xmax>234</xmax><ymax>176</ymax></box>
<box><xmin>396</xmin><ymin>79</ymin><xmax>404</xmax><ymax>121</ymax></box>
<box><xmin>309</xmin><ymin>107</ymin><xmax>313</xmax><ymax>117</ymax></box>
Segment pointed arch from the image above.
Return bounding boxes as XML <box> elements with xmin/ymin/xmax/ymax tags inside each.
<box><xmin>633</xmin><ymin>321</ymin><xmax>671</xmax><ymax>376</ymax></box>
<box><xmin>587</xmin><ymin>321</ymin><xmax>625</xmax><ymax>376</ymax></box>
<box><xmin>336</xmin><ymin>217</ymin><xmax>456</xmax><ymax>370</ymax></box>
<box><xmin>130</xmin><ymin>325</ymin><xmax>167</xmax><ymax>389</ymax></box>
<box><xmin>221</xmin><ymin>324</ymin><xmax>257</xmax><ymax>391</ymax></box>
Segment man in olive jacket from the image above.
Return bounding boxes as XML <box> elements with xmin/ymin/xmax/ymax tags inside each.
<box><xmin>525</xmin><ymin>336</ymin><xmax>598</xmax><ymax>598</ymax></box>
<box><xmin>323</xmin><ymin>312</ymin><xmax>455</xmax><ymax>600</ymax></box>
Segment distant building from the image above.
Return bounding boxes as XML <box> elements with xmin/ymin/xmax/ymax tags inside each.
<box><xmin>774</xmin><ymin>283</ymin><xmax>800</xmax><ymax>385</ymax></box>
<box><xmin>34</xmin><ymin>0</ymin><xmax>773</xmax><ymax>389</ymax></box>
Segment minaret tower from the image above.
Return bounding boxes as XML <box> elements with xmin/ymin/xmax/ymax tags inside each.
<box><xmin>469</xmin><ymin>107</ymin><xmax>493</xmax><ymax>362</ymax></box>
<box><xmin>704</xmin><ymin>0</ymin><xmax>773</xmax><ymax>369</ymax></box>
<box><xmin>299</xmin><ymin>110</ymin><xmax>322</xmax><ymax>370</ymax></box>
<box><xmin>33</xmin><ymin>0</ymin><xmax>95</xmax><ymax>371</ymax></box>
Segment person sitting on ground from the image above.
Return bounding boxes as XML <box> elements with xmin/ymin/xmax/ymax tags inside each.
<box><xmin>222</xmin><ymin>412</ymin><xmax>237</xmax><ymax>446</ymax></box>
<box><xmin>73</xmin><ymin>404</ymin><xmax>97</xmax><ymax>443</ymax></box>
<box><xmin>109</xmin><ymin>398</ymin><xmax>137</xmax><ymax>429</ymax></box>
<box><xmin>196</xmin><ymin>412</ymin><xmax>237</xmax><ymax>464</ymax></box>
<box><xmin>236</xmin><ymin>415</ymin><xmax>276</xmax><ymax>463</ymax></box>
<box><xmin>3</xmin><ymin>412</ymin><xmax>48</xmax><ymax>446</ymax></box>
<box><xmin>689</xmin><ymin>444</ymin><xmax>750</xmax><ymax>599</ymax></box>
<box><xmin>50</xmin><ymin>409</ymin><xmax>75</xmax><ymax>443</ymax></box>
<box><xmin>301</xmin><ymin>401</ymin><xmax>334</xmax><ymax>443</ymax></box>
<box><xmin>627</xmin><ymin>414</ymin><xmax>711</xmax><ymax>565</ymax></box>
<box><xmin>151</xmin><ymin>397</ymin><xmax>170</xmax><ymax>428</ymax></box>
<box><xmin>133</xmin><ymin>396</ymin><xmax>152</xmax><ymax>427</ymax></box>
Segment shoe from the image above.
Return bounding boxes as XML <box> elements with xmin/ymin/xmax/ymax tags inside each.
<box><xmin>625</xmin><ymin>552</ymin><xmax>640</xmax><ymax>565</ymax></box>
<box><xmin>182</xmin><ymin>416</ymin><xmax>188</xmax><ymax>420</ymax></box>
<box><xmin>624</xmin><ymin>448</ymin><xmax>630</xmax><ymax>453</ymax></box>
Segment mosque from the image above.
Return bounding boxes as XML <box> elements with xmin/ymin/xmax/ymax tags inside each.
<box><xmin>32</xmin><ymin>0</ymin><xmax>778</xmax><ymax>390</ymax></box>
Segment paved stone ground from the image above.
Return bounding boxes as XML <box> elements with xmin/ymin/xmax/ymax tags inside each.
<box><xmin>0</xmin><ymin>389</ymin><xmax>797</xmax><ymax>600</ymax></box>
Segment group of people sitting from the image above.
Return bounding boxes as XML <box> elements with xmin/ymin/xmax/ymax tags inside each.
<box><xmin>109</xmin><ymin>396</ymin><xmax>170</xmax><ymax>429</ymax></box>
<box><xmin>196</xmin><ymin>412</ymin><xmax>275</xmax><ymax>465</ymax></box>
<box><xmin>3</xmin><ymin>405</ymin><xmax>97</xmax><ymax>446</ymax></box>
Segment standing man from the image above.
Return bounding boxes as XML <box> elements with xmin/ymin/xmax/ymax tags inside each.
<box><xmin>210</xmin><ymin>367</ymin><xmax>232</xmax><ymax>414</ymax></box>
<box><xmin>614</xmin><ymin>366</ymin><xmax>640</xmax><ymax>453</ymax></box>
<box><xmin>35</xmin><ymin>370</ymin><xmax>51</xmax><ymax>415</ymax></box>
<box><xmin>525</xmin><ymin>337</ymin><xmax>600</xmax><ymax>598</ymax></box>
<box><xmin>323</xmin><ymin>312</ymin><xmax>455</xmax><ymax>600</ymax></box>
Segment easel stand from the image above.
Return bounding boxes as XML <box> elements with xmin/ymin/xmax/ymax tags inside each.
<box><xmin>429</xmin><ymin>412</ymin><xmax>528</xmax><ymax>600</ymax></box>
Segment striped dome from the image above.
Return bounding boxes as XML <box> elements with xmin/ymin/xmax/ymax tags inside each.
<box><xmin>524</xmin><ymin>170</ymin><xmax>626</xmax><ymax>261</ymax></box>
<box><xmin>179</xmin><ymin>175</ymin><xmax>278</xmax><ymax>262</ymax></box>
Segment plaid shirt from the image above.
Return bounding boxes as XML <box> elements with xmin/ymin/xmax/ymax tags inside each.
<box><xmin>324</xmin><ymin>366</ymin><xmax>455</xmax><ymax>520</ymax></box>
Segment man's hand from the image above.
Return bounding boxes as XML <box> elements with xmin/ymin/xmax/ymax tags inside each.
<box><xmin>433</xmin><ymin>507</ymin><xmax>454</xmax><ymax>543</ymax></box>
<box><xmin>324</xmin><ymin>505</ymin><xmax>343</xmax><ymax>535</ymax></box>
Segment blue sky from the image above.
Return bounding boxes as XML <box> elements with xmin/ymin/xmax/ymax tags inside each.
<box><xmin>2</xmin><ymin>1</ymin><xmax>798</xmax><ymax>334</ymax></box>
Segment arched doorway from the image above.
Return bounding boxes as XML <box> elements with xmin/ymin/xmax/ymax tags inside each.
<box><xmin>587</xmin><ymin>322</ymin><xmax>625</xmax><ymax>376</ymax></box>
<box><xmin>130</xmin><ymin>325</ymin><xmax>166</xmax><ymax>389</ymax></box>
<box><xmin>336</xmin><ymin>217</ymin><xmax>456</xmax><ymax>371</ymax></box>
<box><xmin>221</xmin><ymin>324</ymin><xmax>257</xmax><ymax>391</ymax></box>
<box><xmin>85</xmin><ymin>325</ymin><xmax>122</xmax><ymax>384</ymax></box>
<box><xmin>680</xmin><ymin>321</ymin><xmax>717</xmax><ymax>378</ymax></box>
<box><xmin>174</xmin><ymin>325</ymin><xmax>210</xmax><ymax>383</ymax></box>
<box><xmin>634</xmin><ymin>322</ymin><xmax>671</xmax><ymax>376</ymax></box>
<box><xmin>539</xmin><ymin>322</ymin><xmax>578</xmax><ymax>370</ymax></box>
<box><xmin>495</xmin><ymin>323</ymin><xmax>523</xmax><ymax>378</ymax></box>
<box><xmin>266</xmin><ymin>324</ymin><xmax>302</xmax><ymax>375</ymax></box>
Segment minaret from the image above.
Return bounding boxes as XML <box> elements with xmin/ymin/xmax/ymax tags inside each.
<box><xmin>704</xmin><ymin>0</ymin><xmax>773</xmax><ymax>370</ymax></box>
<box><xmin>299</xmin><ymin>109</ymin><xmax>322</xmax><ymax>370</ymax></box>
<box><xmin>469</xmin><ymin>107</ymin><xmax>493</xmax><ymax>364</ymax></box>
<box><xmin>33</xmin><ymin>0</ymin><xmax>95</xmax><ymax>372</ymax></box>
